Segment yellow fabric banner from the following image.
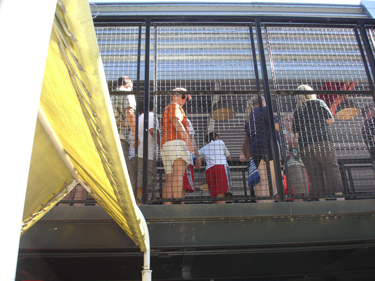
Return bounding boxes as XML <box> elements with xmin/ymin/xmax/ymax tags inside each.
<box><xmin>22</xmin><ymin>0</ymin><xmax>146</xmax><ymax>251</ymax></box>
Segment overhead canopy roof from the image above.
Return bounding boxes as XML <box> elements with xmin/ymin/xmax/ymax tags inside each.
<box><xmin>22</xmin><ymin>0</ymin><xmax>147</xmax><ymax>251</ymax></box>
<box><xmin>90</xmin><ymin>2</ymin><xmax>369</xmax><ymax>18</ymax></box>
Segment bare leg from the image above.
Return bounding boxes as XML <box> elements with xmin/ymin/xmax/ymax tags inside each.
<box><xmin>213</xmin><ymin>193</ymin><xmax>226</xmax><ymax>204</ymax></box>
<box><xmin>269</xmin><ymin>160</ymin><xmax>277</xmax><ymax>198</ymax></box>
<box><xmin>136</xmin><ymin>187</ymin><xmax>142</xmax><ymax>205</ymax></box>
<box><xmin>255</xmin><ymin>160</ymin><xmax>276</xmax><ymax>203</ymax></box>
<box><xmin>171</xmin><ymin>158</ymin><xmax>187</xmax><ymax>199</ymax></box>
<box><xmin>162</xmin><ymin>174</ymin><xmax>173</xmax><ymax>205</ymax></box>
<box><xmin>255</xmin><ymin>160</ymin><xmax>270</xmax><ymax>203</ymax></box>
<box><xmin>162</xmin><ymin>158</ymin><xmax>187</xmax><ymax>204</ymax></box>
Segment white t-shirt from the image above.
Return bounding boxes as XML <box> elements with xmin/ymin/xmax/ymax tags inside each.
<box><xmin>138</xmin><ymin>111</ymin><xmax>159</xmax><ymax>160</ymax></box>
<box><xmin>198</xmin><ymin>139</ymin><xmax>230</xmax><ymax>170</ymax></box>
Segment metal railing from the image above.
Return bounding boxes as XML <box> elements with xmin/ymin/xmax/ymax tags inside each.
<box><xmin>59</xmin><ymin>15</ymin><xmax>375</xmax><ymax>205</ymax></box>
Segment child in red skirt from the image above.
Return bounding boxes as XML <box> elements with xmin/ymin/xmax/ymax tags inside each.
<box><xmin>198</xmin><ymin>132</ymin><xmax>231</xmax><ymax>204</ymax></box>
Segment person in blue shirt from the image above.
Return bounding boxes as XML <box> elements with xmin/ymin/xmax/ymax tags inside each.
<box><xmin>244</xmin><ymin>95</ymin><xmax>280</xmax><ymax>203</ymax></box>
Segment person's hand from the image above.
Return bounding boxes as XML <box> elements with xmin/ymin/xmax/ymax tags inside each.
<box><xmin>195</xmin><ymin>159</ymin><xmax>201</xmax><ymax>169</ymax></box>
<box><xmin>239</xmin><ymin>152</ymin><xmax>248</xmax><ymax>162</ymax></box>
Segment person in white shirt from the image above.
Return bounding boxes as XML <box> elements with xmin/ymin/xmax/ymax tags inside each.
<box><xmin>198</xmin><ymin>132</ymin><xmax>231</xmax><ymax>204</ymax></box>
<box><xmin>111</xmin><ymin>76</ymin><xmax>137</xmax><ymax>194</ymax></box>
<box><xmin>136</xmin><ymin>102</ymin><xmax>160</xmax><ymax>204</ymax></box>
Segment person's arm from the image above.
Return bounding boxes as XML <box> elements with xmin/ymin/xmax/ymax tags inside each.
<box><xmin>271</xmin><ymin>111</ymin><xmax>280</xmax><ymax>133</ymax></box>
<box><xmin>186</xmin><ymin>119</ymin><xmax>200</xmax><ymax>167</ymax></box>
<box><xmin>244</xmin><ymin>121</ymin><xmax>250</xmax><ymax>136</ymax></box>
<box><xmin>274</xmin><ymin>122</ymin><xmax>280</xmax><ymax>133</ymax></box>
<box><xmin>240</xmin><ymin>134</ymin><xmax>250</xmax><ymax>162</ymax></box>
<box><xmin>149</xmin><ymin>128</ymin><xmax>161</xmax><ymax>148</ymax></box>
<box><xmin>321</xmin><ymin>100</ymin><xmax>334</xmax><ymax>126</ymax></box>
<box><xmin>198</xmin><ymin>148</ymin><xmax>205</xmax><ymax>161</ymax></box>
<box><xmin>125</xmin><ymin>107</ymin><xmax>138</xmax><ymax>148</ymax></box>
<box><xmin>292</xmin><ymin>110</ymin><xmax>301</xmax><ymax>138</ymax></box>
<box><xmin>292</xmin><ymin>134</ymin><xmax>298</xmax><ymax>149</ymax></box>
<box><xmin>172</xmin><ymin>117</ymin><xmax>193</xmax><ymax>153</ymax></box>
<box><xmin>223</xmin><ymin>142</ymin><xmax>231</xmax><ymax>161</ymax></box>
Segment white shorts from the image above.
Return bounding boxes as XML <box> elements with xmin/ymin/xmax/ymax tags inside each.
<box><xmin>161</xmin><ymin>140</ymin><xmax>189</xmax><ymax>174</ymax></box>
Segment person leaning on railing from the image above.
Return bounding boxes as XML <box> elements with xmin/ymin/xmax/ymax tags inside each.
<box><xmin>292</xmin><ymin>85</ymin><xmax>344</xmax><ymax>200</ymax></box>
<box><xmin>160</xmin><ymin>88</ymin><xmax>194</xmax><ymax>204</ymax></box>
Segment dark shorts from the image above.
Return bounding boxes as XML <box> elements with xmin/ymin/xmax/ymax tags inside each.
<box><xmin>251</xmin><ymin>142</ymin><xmax>276</xmax><ymax>167</ymax></box>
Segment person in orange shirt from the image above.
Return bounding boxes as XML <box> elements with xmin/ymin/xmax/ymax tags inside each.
<box><xmin>161</xmin><ymin>88</ymin><xmax>194</xmax><ymax>204</ymax></box>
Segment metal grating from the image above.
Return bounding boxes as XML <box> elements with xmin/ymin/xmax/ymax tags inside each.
<box><xmin>95</xmin><ymin>26</ymin><xmax>142</xmax><ymax>90</ymax></box>
<box><xmin>266</xmin><ymin>26</ymin><xmax>371</xmax><ymax>91</ymax></box>
<box><xmin>276</xmin><ymin>94</ymin><xmax>374</xmax><ymax>199</ymax></box>
<box><xmin>87</xmin><ymin>20</ymin><xmax>375</xmax><ymax>204</ymax></box>
<box><xmin>154</xmin><ymin>26</ymin><xmax>257</xmax><ymax>91</ymax></box>
<box><xmin>154</xmin><ymin>93</ymin><xmax>259</xmax><ymax>202</ymax></box>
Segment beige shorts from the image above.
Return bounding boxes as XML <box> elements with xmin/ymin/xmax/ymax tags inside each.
<box><xmin>161</xmin><ymin>140</ymin><xmax>189</xmax><ymax>174</ymax></box>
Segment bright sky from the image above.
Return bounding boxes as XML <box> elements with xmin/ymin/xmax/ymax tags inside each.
<box><xmin>88</xmin><ymin>0</ymin><xmax>362</xmax><ymax>4</ymax></box>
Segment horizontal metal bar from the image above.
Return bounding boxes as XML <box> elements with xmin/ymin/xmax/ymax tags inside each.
<box><xmin>109</xmin><ymin>90</ymin><xmax>139</xmax><ymax>96</ymax></box>
<box><xmin>93</xmin><ymin>21</ymin><xmax>145</xmax><ymax>27</ymax></box>
<box><xmin>19</xmin><ymin>200</ymin><xmax>375</xmax><ymax>251</ymax></box>
<box><xmin>154</xmin><ymin>90</ymin><xmax>260</xmax><ymax>96</ymax></box>
<box><xmin>93</xmin><ymin>15</ymin><xmax>375</xmax><ymax>26</ymax></box>
<box><xmin>277</xmin><ymin>90</ymin><xmax>375</xmax><ymax>96</ymax></box>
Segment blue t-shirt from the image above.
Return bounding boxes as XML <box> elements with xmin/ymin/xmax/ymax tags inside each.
<box><xmin>245</xmin><ymin>106</ymin><xmax>280</xmax><ymax>153</ymax></box>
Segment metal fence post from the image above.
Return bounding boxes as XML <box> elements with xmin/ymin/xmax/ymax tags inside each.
<box><xmin>255</xmin><ymin>19</ymin><xmax>284</xmax><ymax>202</ymax></box>
<box><xmin>142</xmin><ymin>18</ymin><xmax>151</xmax><ymax>204</ymax></box>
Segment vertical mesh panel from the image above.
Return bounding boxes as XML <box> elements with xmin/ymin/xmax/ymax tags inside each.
<box><xmin>267</xmin><ymin>26</ymin><xmax>370</xmax><ymax>91</ymax></box>
<box><xmin>92</xmin><ymin>22</ymin><xmax>375</xmax><ymax>203</ymax></box>
<box><xmin>155</xmin><ymin>26</ymin><xmax>257</xmax><ymax>91</ymax></box>
<box><xmin>155</xmin><ymin>92</ymin><xmax>270</xmax><ymax>203</ymax></box>
<box><xmin>95</xmin><ymin>26</ymin><xmax>144</xmax><ymax>202</ymax></box>
<box><xmin>267</xmin><ymin>26</ymin><xmax>375</xmax><ymax>199</ymax></box>
<box><xmin>153</xmin><ymin>25</ymin><xmax>277</xmax><ymax>203</ymax></box>
<box><xmin>96</xmin><ymin>26</ymin><xmax>141</xmax><ymax>88</ymax></box>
